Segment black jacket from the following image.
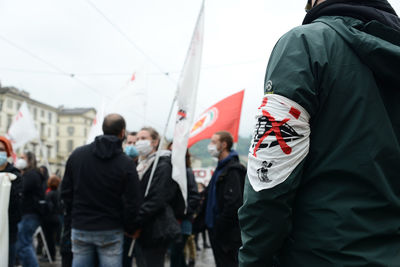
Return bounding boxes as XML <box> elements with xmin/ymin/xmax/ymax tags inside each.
<box><xmin>21</xmin><ymin>168</ymin><xmax>45</xmax><ymax>216</ymax></box>
<box><xmin>43</xmin><ymin>189</ymin><xmax>61</xmax><ymax>224</ymax></box>
<box><xmin>61</xmin><ymin>135</ymin><xmax>142</xmax><ymax>233</ymax></box>
<box><xmin>171</xmin><ymin>167</ymin><xmax>200</xmax><ymax>222</ymax></box>
<box><xmin>2</xmin><ymin>163</ymin><xmax>22</xmax><ymax>243</ymax></box>
<box><xmin>135</xmin><ymin>153</ymin><xmax>183</xmax><ymax>246</ymax></box>
<box><xmin>207</xmin><ymin>156</ymin><xmax>246</xmax><ymax>247</ymax></box>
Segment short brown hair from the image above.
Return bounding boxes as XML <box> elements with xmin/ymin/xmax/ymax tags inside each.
<box><xmin>48</xmin><ymin>175</ymin><xmax>61</xmax><ymax>190</ymax></box>
<box><xmin>215</xmin><ymin>131</ymin><xmax>233</xmax><ymax>151</ymax></box>
<box><xmin>140</xmin><ymin>127</ymin><xmax>159</xmax><ymax>141</ymax></box>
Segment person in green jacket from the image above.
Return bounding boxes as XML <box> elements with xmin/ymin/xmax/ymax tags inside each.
<box><xmin>239</xmin><ymin>0</ymin><xmax>400</xmax><ymax>266</ymax></box>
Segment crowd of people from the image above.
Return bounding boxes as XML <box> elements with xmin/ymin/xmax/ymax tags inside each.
<box><xmin>5</xmin><ymin>113</ymin><xmax>247</xmax><ymax>267</ymax></box>
<box><xmin>4</xmin><ymin>0</ymin><xmax>400</xmax><ymax>266</ymax></box>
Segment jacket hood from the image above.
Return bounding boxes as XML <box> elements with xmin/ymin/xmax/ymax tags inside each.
<box><xmin>304</xmin><ymin>2</ymin><xmax>400</xmax><ymax>85</ymax></box>
<box><xmin>92</xmin><ymin>135</ymin><xmax>123</xmax><ymax>159</ymax></box>
<box><xmin>158</xmin><ymin>149</ymin><xmax>172</xmax><ymax>158</ymax></box>
<box><xmin>217</xmin><ymin>150</ymin><xmax>239</xmax><ymax>170</ymax></box>
<box><xmin>304</xmin><ymin>0</ymin><xmax>399</xmax><ymax>29</ymax></box>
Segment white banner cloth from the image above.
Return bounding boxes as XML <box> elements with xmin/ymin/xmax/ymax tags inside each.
<box><xmin>172</xmin><ymin>1</ymin><xmax>205</xmax><ymax>207</ymax></box>
<box><xmin>0</xmin><ymin>172</ymin><xmax>17</xmax><ymax>267</ymax></box>
<box><xmin>7</xmin><ymin>102</ymin><xmax>39</xmax><ymax>149</ymax></box>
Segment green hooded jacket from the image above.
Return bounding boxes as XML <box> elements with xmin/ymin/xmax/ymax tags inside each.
<box><xmin>239</xmin><ymin>5</ymin><xmax>400</xmax><ymax>267</ymax></box>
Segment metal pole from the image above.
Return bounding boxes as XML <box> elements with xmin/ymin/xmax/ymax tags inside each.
<box><xmin>144</xmin><ymin>95</ymin><xmax>176</xmax><ymax>197</ymax></box>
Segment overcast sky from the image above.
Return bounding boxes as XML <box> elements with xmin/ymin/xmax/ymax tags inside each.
<box><xmin>0</xmin><ymin>0</ymin><xmax>399</xmax><ymax>138</ymax></box>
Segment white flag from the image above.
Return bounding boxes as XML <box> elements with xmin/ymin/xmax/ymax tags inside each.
<box><xmin>86</xmin><ymin>100</ymin><xmax>105</xmax><ymax>144</ymax></box>
<box><xmin>172</xmin><ymin>1</ymin><xmax>205</xmax><ymax>207</ymax></box>
<box><xmin>7</xmin><ymin>102</ymin><xmax>39</xmax><ymax>149</ymax></box>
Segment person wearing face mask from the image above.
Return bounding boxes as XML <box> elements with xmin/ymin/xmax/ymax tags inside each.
<box><xmin>15</xmin><ymin>151</ymin><xmax>45</xmax><ymax>267</ymax></box>
<box><xmin>15</xmin><ymin>157</ymin><xmax>28</xmax><ymax>173</ymax></box>
<box><xmin>61</xmin><ymin>114</ymin><xmax>142</xmax><ymax>267</ymax></box>
<box><xmin>204</xmin><ymin>131</ymin><xmax>246</xmax><ymax>267</ymax></box>
<box><xmin>124</xmin><ymin>131</ymin><xmax>139</xmax><ymax>163</ymax></box>
<box><xmin>0</xmin><ymin>136</ymin><xmax>22</xmax><ymax>267</ymax></box>
<box><xmin>239</xmin><ymin>0</ymin><xmax>400</xmax><ymax>266</ymax></box>
<box><xmin>133</xmin><ymin>127</ymin><xmax>183</xmax><ymax>267</ymax></box>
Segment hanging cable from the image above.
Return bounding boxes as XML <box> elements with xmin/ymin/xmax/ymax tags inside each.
<box><xmin>0</xmin><ymin>35</ymin><xmax>165</xmax><ymax>129</ymax></box>
<box><xmin>0</xmin><ymin>34</ymin><xmax>106</xmax><ymax>97</ymax></box>
<box><xmin>84</xmin><ymin>0</ymin><xmax>177</xmax><ymax>85</ymax></box>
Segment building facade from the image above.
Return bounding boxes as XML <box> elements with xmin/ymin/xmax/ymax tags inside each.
<box><xmin>0</xmin><ymin>86</ymin><xmax>95</xmax><ymax>174</ymax></box>
<box><xmin>57</xmin><ymin>108</ymin><xmax>96</xmax><ymax>167</ymax></box>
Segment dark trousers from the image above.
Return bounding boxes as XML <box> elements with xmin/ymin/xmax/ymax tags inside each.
<box><xmin>208</xmin><ymin>228</ymin><xmax>239</xmax><ymax>267</ymax></box>
<box><xmin>123</xmin><ymin>236</ymin><xmax>133</xmax><ymax>267</ymax></box>
<box><xmin>43</xmin><ymin>220</ymin><xmax>61</xmax><ymax>261</ymax></box>
<box><xmin>170</xmin><ymin>235</ymin><xmax>189</xmax><ymax>267</ymax></box>
<box><xmin>136</xmin><ymin>242</ymin><xmax>168</xmax><ymax>267</ymax></box>
<box><xmin>9</xmin><ymin>240</ymin><xmax>16</xmax><ymax>267</ymax></box>
<box><xmin>61</xmin><ymin>252</ymin><xmax>73</xmax><ymax>267</ymax></box>
<box><xmin>195</xmin><ymin>230</ymin><xmax>209</xmax><ymax>249</ymax></box>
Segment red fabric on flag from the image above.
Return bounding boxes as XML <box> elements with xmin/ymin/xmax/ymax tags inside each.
<box><xmin>188</xmin><ymin>90</ymin><xmax>244</xmax><ymax>147</ymax></box>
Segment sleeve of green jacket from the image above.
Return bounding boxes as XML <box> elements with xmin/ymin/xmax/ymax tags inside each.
<box><xmin>238</xmin><ymin>25</ymin><xmax>325</xmax><ymax>267</ymax></box>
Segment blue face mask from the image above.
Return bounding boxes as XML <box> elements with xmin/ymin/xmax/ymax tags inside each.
<box><xmin>125</xmin><ymin>145</ymin><xmax>139</xmax><ymax>158</ymax></box>
<box><xmin>0</xmin><ymin>151</ymin><xmax>8</xmax><ymax>166</ymax></box>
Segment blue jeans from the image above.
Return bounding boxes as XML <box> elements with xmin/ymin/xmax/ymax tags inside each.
<box><xmin>71</xmin><ymin>228</ymin><xmax>124</xmax><ymax>267</ymax></box>
<box><xmin>16</xmin><ymin>214</ymin><xmax>40</xmax><ymax>267</ymax></box>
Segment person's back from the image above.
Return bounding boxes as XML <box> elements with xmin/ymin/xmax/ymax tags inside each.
<box><xmin>239</xmin><ymin>1</ymin><xmax>400</xmax><ymax>266</ymax></box>
<box><xmin>61</xmin><ymin>113</ymin><xmax>141</xmax><ymax>267</ymax></box>
<box><xmin>65</xmin><ymin>135</ymin><xmax>140</xmax><ymax>230</ymax></box>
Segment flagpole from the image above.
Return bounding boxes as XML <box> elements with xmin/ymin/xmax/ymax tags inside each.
<box><xmin>145</xmin><ymin>0</ymin><xmax>204</xmax><ymax>198</ymax></box>
<box><xmin>144</xmin><ymin>94</ymin><xmax>177</xmax><ymax>197</ymax></box>
<box><xmin>129</xmin><ymin>0</ymin><xmax>205</xmax><ymax>256</ymax></box>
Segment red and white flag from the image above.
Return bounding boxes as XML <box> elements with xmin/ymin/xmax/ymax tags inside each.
<box><xmin>172</xmin><ymin>1</ymin><xmax>205</xmax><ymax>206</ymax></box>
<box><xmin>188</xmin><ymin>90</ymin><xmax>245</xmax><ymax>147</ymax></box>
<box><xmin>7</xmin><ymin>102</ymin><xmax>39</xmax><ymax>149</ymax></box>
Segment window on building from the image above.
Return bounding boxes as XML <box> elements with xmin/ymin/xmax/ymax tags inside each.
<box><xmin>32</xmin><ymin>143</ymin><xmax>37</xmax><ymax>155</ymax></box>
<box><xmin>70</xmin><ymin>117</ymin><xmax>73</xmax><ymax>123</ymax></box>
<box><xmin>33</xmin><ymin>108</ymin><xmax>37</xmax><ymax>120</ymax></box>
<box><xmin>41</xmin><ymin>123</ymin><xmax>45</xmax><ymax>137</ymax></box>
<box><xmin>47</xmin><ymin>146</ymin><xmax>51</xmax><ymax>159</ymax></box>
<box><xmin>17</xmin><ymin>102</ymin><xmax>21</xmax><ymax>110</ymax></box>
<box><xmin>7</xmin><ymin>99</ymin><xmax>13</xmax><ymax>109</ymax></box>
<box><xmin>48</xmin><ymin>112</ymin><xmax>52</xmax><ymax>123</ymax></box>
<box><xmin>56</xmin><ymin>127</ymin><xmax>59</xmax><ymax>137</ymax></box>
<box><xmin>48</xmin><ymin>128</ymin><xmax>51</xmax><ymax>138</ymax></box>
<box><xmin>56</xmin><ymin>141</ymin><xmax>59</xmax><ymax>153</ymax></box>
<box><xmin>7</xmin><ymin>115</ymin><xmax>12</xmax><ymax>130</ymax></box>
<box><xmin>0</xmin><ymin>100</ymin><xmax>3</xmax><ymax>111</ymax></box>
<box><xmin>41</xmin><ymin>110</ymin><xmax>44</xmax><ymax>118</ymax></box>
<box><xmin>67</xmin><ymin>140</ymin><xmax>74</xmax><ymax>153</ymax></box>
<box><xmin>67</xmin><ymin>126</ymin><xmax>75</xmax><ymax>136</ymax></box>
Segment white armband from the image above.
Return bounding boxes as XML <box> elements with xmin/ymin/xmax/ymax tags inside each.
<box><xmin>248</xmin><ymin>94</ymin><xmax>310</xmax><ymax>192</ymax></box>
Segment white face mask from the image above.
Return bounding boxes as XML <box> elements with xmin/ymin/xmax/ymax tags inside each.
<box><xmin>135</xmin><ymin>139</ymin><xmax>153</xmax><ymax>157</ymax></box>
<box><xmin>207</xmin><ymin>144</ymin><xmax>220</xmax><ymax>158</ymax></box>
<box><xmin>15</xmin><ymin>158</ymin><xmax>27</xmax><ymax>170</ymax></box>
